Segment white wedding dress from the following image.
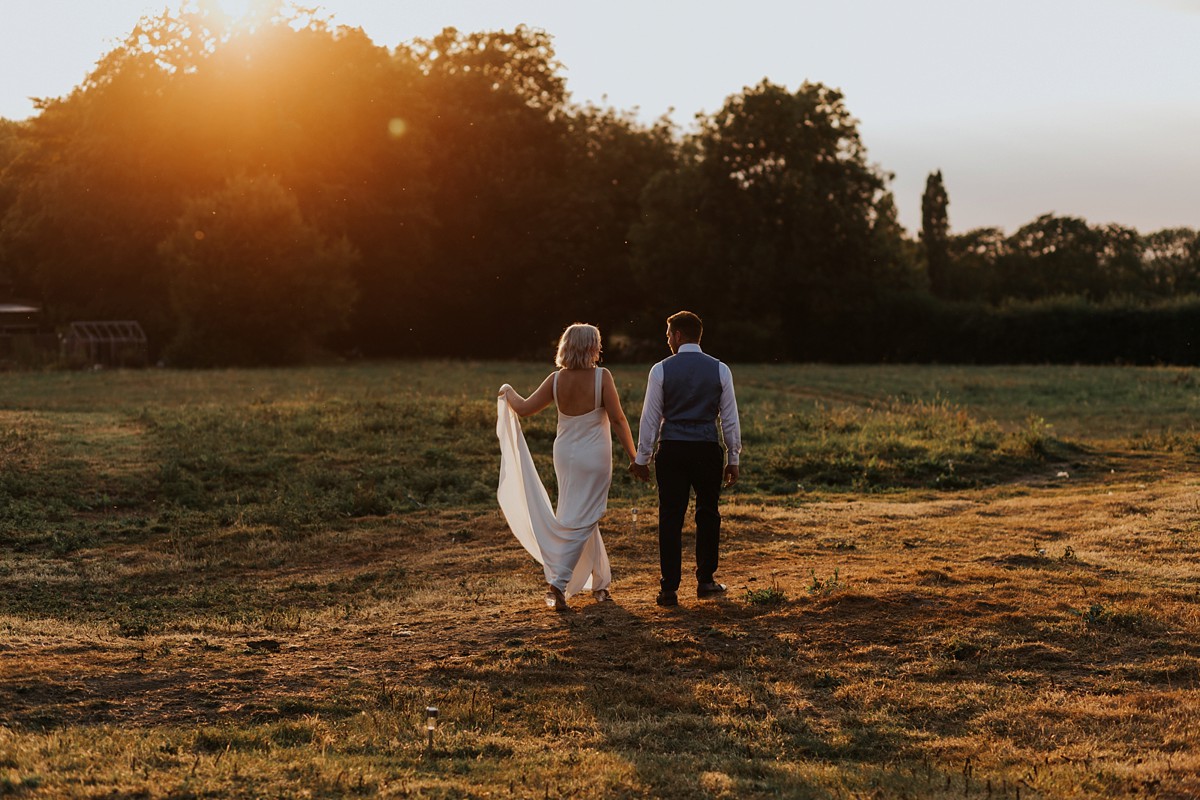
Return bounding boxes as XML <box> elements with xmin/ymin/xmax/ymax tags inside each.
<box><xmin>496</xmin><ymin>369</ymin><xmax>613</xmax><ymax>597</ymax></box>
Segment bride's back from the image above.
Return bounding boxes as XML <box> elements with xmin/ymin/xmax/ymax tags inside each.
<box><xmin>556</xmin><ymin>368</ymin><xmax>600</xmax><ymax>417</ymax></box>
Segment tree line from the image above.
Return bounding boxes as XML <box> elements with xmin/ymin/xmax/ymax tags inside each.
<box><xmin>0</xmin><ymin>3</ymin><xmax>1196</xmax><ymax>365</ymax></box>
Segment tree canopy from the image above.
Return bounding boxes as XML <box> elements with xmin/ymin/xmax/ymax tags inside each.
<box><xmin>159</xmin><ymin>174</ymin><xmax>357</xmax><ymax>365</ymax></box>
<box><xmin>632</xmin><ymin>80</ymin><xmax>913</xmax><ymax>358</ymax></box>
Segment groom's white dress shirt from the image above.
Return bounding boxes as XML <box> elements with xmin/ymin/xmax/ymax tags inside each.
<box><xmin>635</xmin><ymin>343</ymin><xmax>741</xmax><ymax>467</ymax></box>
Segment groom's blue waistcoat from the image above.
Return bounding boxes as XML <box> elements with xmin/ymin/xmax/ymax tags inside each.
<box><xmin>660</xmin><ymin>351</ymin><xmax>722</xmax><ymax>443</ymax></box>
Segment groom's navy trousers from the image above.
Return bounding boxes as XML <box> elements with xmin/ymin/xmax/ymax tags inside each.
<box><xmin>656</xmin><ymin>439</ymin><xmax>724</xmax><ymax>592</ymax></box>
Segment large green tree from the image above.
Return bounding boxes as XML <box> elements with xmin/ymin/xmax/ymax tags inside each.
<box><xmin>391</xmin><ymin>26</ymin><xmax>573</xmax><ymax>356</ymax></box>
<box><xmin>0</xmin><ymin>119</ymin><xmax>30</xmax><ymax>294</ymax></box>
<box><xmin>1143</xmin><ymin>228</ymin><xmax>1200</xmax><ymax>295</ymax></box>
<box><xmin>0</xmin><ymin>32</ymin><xmax>184</xmax><ymax>336</ymax></box>
<box><xmin>998</xmin><ymin>215</ymin><xmax>1102</xmax><ymax>300</ymax></box>
<box><xmin>1095</xmin><ymin>223</ymin><xmax>1147</xmax><ymax>298</ymax></box>
<box><xmin>947</xmin><ymin>227</ymin><xmax>1007</xmax><ymax>303</ymax></box>
<box><xmin>158</xmin><ymin>174</ymin><xmax>356</xmax><ymax>365</ymax></box>
<box><xmin>631</xmin><ymin>80</ymin><xmax>911</xmax><ymax>359</ymax></box>
<box><xmin>548</xmin><ymin>104</ymin><xmax>678</xmax><ymax>341</ymax></box>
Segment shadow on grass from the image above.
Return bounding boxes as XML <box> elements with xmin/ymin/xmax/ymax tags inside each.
<box><xmin>434</xmin><ymin>594</ymin><xmax>931</xmax><ymax>797</ymax></box>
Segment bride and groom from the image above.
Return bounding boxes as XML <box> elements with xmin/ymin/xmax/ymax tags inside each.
<box><xmin>496</xmin><ymin>311</ymin><xmax>742</xmax><ymax>611</ymax></box>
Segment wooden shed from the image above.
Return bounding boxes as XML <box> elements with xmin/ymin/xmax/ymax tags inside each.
<box><xmin>0</xmin><ymin>302</ymin><xmax>40</xmax><ymax>335</ymax></box>
<box><xmin>0</xmin><ymin>303</ymin><xmax>58</xmax><ymax>366</ymax></box>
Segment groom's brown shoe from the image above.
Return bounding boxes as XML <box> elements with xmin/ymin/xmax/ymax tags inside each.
<box><xmin>655</xmin><ymin>589</ymin><xmax>678</xmax><ymax>607</ymax></box>
<box><xmin>696</xmin><ymin>582</ymin><xmax>727</xmax><ymax>598</ymax></box>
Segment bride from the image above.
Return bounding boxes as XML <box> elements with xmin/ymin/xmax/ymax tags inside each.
<box><xmin>497</xmin><ymin>323</ymin><xmax>637</xmax><ymax>610</ymax></box>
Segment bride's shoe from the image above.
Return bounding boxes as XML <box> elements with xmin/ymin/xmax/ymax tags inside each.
<box><xmin>592</xmin><ymin>589</ymin><xmax>613</xmax><ymax>603</ymax></box>
<box><xmin>544</xmin><ymin>585</ymin><xmax>568</xmax><ymax>611</ymax></box>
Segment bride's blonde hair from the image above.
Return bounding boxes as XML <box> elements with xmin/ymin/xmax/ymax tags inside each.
<box><xmin>555</xmin><ymin>323</ymin><xmax>601</xmax><ymax>369</ymax></box>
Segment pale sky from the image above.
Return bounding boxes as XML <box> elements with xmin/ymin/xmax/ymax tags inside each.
<box><xmin>2</xmin><ymin>0</ymin><xmax>1198</xmax><ymax>235</ymax></box>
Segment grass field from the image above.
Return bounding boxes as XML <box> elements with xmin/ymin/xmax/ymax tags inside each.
<box><xmin>2</xmin><ymin>362</ymin><xmax>1199</xmax><ymax>798</ymax></box>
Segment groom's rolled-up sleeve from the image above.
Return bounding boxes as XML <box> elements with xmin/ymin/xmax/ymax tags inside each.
<box><xmin>635</xmin><ymin>364</ymin><xmax>664</xmax><ymax>465</ymax></box>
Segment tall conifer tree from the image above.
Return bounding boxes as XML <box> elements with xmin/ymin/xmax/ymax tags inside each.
<box><xmin>921</xmin><ymin>170</ymin><xmax>951</xmax><ymax>296</ymax></box>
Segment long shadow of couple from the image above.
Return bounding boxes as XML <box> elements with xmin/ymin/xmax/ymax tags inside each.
<box><xmin>437</xmin><ymin>589</ymin><xmax>882</xmax><ymax>797</ymax></box>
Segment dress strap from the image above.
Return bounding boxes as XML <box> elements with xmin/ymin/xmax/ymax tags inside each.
<box><xmin>594</xmin><ymin>368</ymin><xmax>603</xmax><ymax>410</ymax></box>
<box><xmin>553</xmin><ymin>371</ymin><xmax>559</xmax><ymax>405</ymax></box>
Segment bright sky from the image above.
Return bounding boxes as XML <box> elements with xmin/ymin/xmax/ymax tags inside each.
<box><xmin>2</xmin><ymin>0</ymin><xmax>1199</xmax><ymax>235</ymax></box>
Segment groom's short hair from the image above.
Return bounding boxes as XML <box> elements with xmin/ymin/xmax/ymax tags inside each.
<box><xmin>667</xmin><ymin>311</ymin><xmax>703</xmax><ymax>343</ymax></box>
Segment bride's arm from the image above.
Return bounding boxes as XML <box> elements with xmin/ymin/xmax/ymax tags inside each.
<box><xmin>499</xmin><ymin>373</ymin><xmax>555</xmax><ymax>417</ymax></box>
<box><xmin>600</xmin><ymin>369</ymin><xmax>637</xmax><ymax>462</ymax></box>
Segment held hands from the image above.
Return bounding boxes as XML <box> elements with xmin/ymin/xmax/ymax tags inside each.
<box><xmin>627</xmin><ymin>461</ymin><xmax>734</xmax><ymax>485</ymax></box>
<box><xmin>723</xmin><ymin>464</ymin><xmax>740</xmax><ymax>488</ymax></box>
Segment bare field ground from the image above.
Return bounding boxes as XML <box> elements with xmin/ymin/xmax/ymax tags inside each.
<box><xmin>2</xmin><ymin>363</ymin><xmax>1200</xmax><ymax>797</ymax></box>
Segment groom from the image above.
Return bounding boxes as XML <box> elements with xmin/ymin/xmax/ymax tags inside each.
<box><xmin>631</xmin><ymin>311</ymin><xmax>741</xmax><ymax>607</ymax></box>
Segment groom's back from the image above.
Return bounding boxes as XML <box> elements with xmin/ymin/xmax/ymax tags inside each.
<box><xmin>660</xmin><ymin>352</ymin><xmax>722</xmax><ymax>443</ymax></box>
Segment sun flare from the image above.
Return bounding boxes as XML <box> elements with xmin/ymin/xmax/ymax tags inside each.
<box><xmin>212</xmin><ymin>0</ymin><xmax>259</xmax><ymax>25</ymax></box>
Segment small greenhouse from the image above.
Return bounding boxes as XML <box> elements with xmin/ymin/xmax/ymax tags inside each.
<box><xmin>61</xmin><ymin>321</ymin><xmax>149</xmax><ymax>368</ymax></box>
